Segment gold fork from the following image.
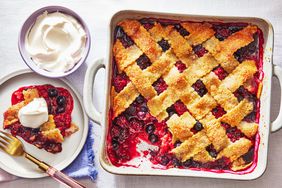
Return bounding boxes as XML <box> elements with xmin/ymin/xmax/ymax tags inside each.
<box><xmin>0</xmin><ymin>131</ymin><xmax>86</xmax><ymax>188</ymax></box>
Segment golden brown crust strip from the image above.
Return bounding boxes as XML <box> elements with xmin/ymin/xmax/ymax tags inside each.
<box><xmin>202</xmin><ymin>117</ymin><xmax>230</xmax><ymax>151</ymax></box>
<box><xmin>203</xmin><ymin>36</ymin><xmax>220</xmax><ymax>55</ymax></box>
<box><xmin>181</xmin><ymin>22</ymin><xmax>215</xmax><ymax>46</ymax></box>
<box><xmin>187</xmin><ymin>94</ymin><xmax>217</xmax><ymax>120</ymax></box>
<box><xmin>147</xmin><ymin>73</ymin><xmax>188</xmax><ymax>117</ymax></box>
<box><xmin>145</xmin><ymin>50</ymin><xmax>178</xmax><ymax>81</ymax></box>
<box><xmin>124</xmin><ymin>64</ymin><xmax>157</xmax><ymax>99</ymax></box>
<box><xmin>3</xmin><ymin>102</ymin><xmax>25</xmax><ymax>128</ymax></box>
<box><xmin>220</xmin><ymin>57</ymin><xmax>240</xmax><ymax>73</ymax></box>
<box><xmin>149</xmin><ymin>53</ymin><xmax>219</xmax><ymax>118</ymax></box>
<box><xmin>148</xmin><ymin>23</ymin><xmax>195</xmax><ymax>67</ymax></box>
<box><xmin>172</xmin><ymin>131</ymin><xmax>211</xmax><ymax>162</ymax></box>
<box><xmin>124</xmin><ymin>50</ymin><xmax>177</xmax><ymax>100</ymax></box>
<box><xmin>237</xmin><ymin>121</ymin><xmax>259</xmax><ymax>138</ymax></box>
<box><xmin>221</xmin><ymin>60</ymin><xmax>257</xmax><ymax>92</ymax></box>
<box><xmin>113</xmin><ymin>50</ymin><xmax>177</xmax><ymax>117</ymax></box>
<box><xmin>214</xmin><ymin>25</ymin><xmax>257</xmax><ymax>63</ymax></box>
<box><xmin>231</xmin><ymin>157</ymin><xmax>253</xmax><ymax>171</ymax></box>
<box><xmin>193</xmin><ymin>150</ymin><xmax>215</xmax><ymax>163</ymax></box>
<box><xmin>203</xmin><ymin>26</ymin><xmax>257</xmax><ymax>73</ymax></box>
<box><xmin>113</xmin><ymin>40</ymin><xmax>143</xmax><ymax>72</ymax></box>
<box><xmin>220</xmin><ymin>99</ymin><xmax>253</xmax><ymax>127</ymax></box>
<box><xmin>180</xmin><ymin>88</ymin><xmax>200</xmax><ymax>107</ymax></box>
<box><xmin>217</xmin><ymin>138</ymin><xmax>252</xmax><ymax>162</ymax></box>
<box><xmin>112</xmin><ymin>83</ymin><xmax>139</xmax><ymax>118</ymax></box>
<box><xmin>182</xmin><ymin>53</ymin><xmax>219</xmax><ymax>86</ymax></box>
<box><xmin>148</xmin><ymin>22</ymin><xmax>168</xmax><ymax>42</ymax></box>
<box><xmin>118</xmin><ymin>20</ymin><xmax>162</xmax><ymax>62</ymax></box>
<box><xmin>202</xmin><ymin>72</ymin><xmax>239</xmax><ymax>111</ymax></box>
<box><xmin>167</xmin><ymin>112</ymin><xmax>196</xmax><ymax>143</ymax></box>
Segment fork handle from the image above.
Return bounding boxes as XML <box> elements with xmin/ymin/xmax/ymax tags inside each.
<box><xmin>24</xmin><ymin>153</ymin><xmax>86</xmax><ymax>188</ymax></box>
<box><xmin>47</xmin><ymin>166</ymin><xmax>86</xmax><ymax>188</ymax></box>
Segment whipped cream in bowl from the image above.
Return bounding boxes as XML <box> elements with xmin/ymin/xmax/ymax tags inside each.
<box><xmin>19</xmin><ymin>6</ymin><xmax>90</xmax><ymax>78</ymax></box>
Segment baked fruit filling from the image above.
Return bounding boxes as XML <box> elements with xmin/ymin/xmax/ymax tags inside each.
<box><xmin>3</xmin><ymin>84</ymin><xmax>78</xmax><ymax>153</ymax></box>
<box><xmin>108</xmin><ymin>18</ymin><xmax>264</xmax><ymax>172</ymax></box>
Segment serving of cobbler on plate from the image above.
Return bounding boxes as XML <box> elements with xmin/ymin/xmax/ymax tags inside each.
<box><xmin>3</xmin><ymin>84</ymin><xmax>78</xmax><ymax>153</ymax></box>
<box><xmin>107</xmin><ymin>18</ymin><xmax>264</xmax><ymax>173</ymax></box>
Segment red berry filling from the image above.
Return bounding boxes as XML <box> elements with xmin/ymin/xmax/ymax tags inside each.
<box><xmin>153</xmin><ymin>78</ymin><xmax>168</xmax><ymax>95</ymax></box>
<box><xmin>242</xmin><ymin>148</ymin><xmax>255</xmax><ymax>163</ymax></box>
<box><xmin>107</xmin><ymin>95</ymin><xmax>172</xmax><ymax>166</ymax></box>
<box><xmin>175</xmin><ymin>61</ymin><xmax>187</xmax><ymax>73</ymax></box>
<box><xmin>158</xmin><ymin>39</ymin><xmax>170</xmax><ymax>52</ymax></box>
<box><xmin>244</xmin><ymin>111</ymin><xmax>257</xmax><ymax>123</ymax></box>
<box><xmin>9</xmin><ymin>122</ymin><xmax>62</xmax><ymax>153</ymax></box>
<box><xmin>136</xmin><ymin>54</ymin><xmax>152</xmax><ymax>70</ymax></box>
<box><xmin>192</xmin><ymin>80</ymin><xmax>208</xmax><ymax>97</ymax></box>
<box><xmin>113</xmin><ymin>73</ymin><xmax>130</xmax><ymax>92</ymax></box>
<box><xmin>166</xmin><ymin>100</ymin><xmax>188</xmax><ymax>118</ymax></box>
<box><xmin>174</xmin><ymin>24</ymin><xmax>190</xmax><ymax>37</ymax></box>
<box><xmin>213</xmin><ymin>23</ymin><xmax>246</xmax><ymax>41</ymax></box>
<box><xmin>166</xmin><ymin>105</ymin><xmax>176</xmax><ymax>118</ymax></box>
<box><xmin>204</xmin><ymin>157</ymin><xmax>231</xmax><ymax>170</ymax></box>
<box><xmin>234</xmin><ymin>86</ymin><xmax>251</xmax><ymax>102</ymax></box>
<box><xmin>191</xmin><ymin>121</ymin><xmax>204</xmax><ymax>134</ymax></box>
<box><xmin>193</xmin><ymin>44</ymin><xmax>208</xmax><ymax>57</ymax></box>
<box><xmin>212</xmin><ymin>106</ymin><xmax>226</xmax><ymax>118</ymax></box>
<box><xmin>173</xmin><ymin>100</ymin><xmax>188</xmax><ymax>116</ymax></box>
<box><xmin>139</xmin><ymin>18</ymin><xmax>155</xmax><ymax>30</ymax></box>
<box><xmin>234</xmin><ymin>33</ymin><xmax>258</xmax><ymax>62</ymax></box>
<box><xmin>233</xmin><ymin>86</ymin><xmax>258</xmax><ymax>123</ymax></box>
<box><xmin>6</xmin><ymin>85</ymin><xmax>74</xmax><ymax>153</ymax></box>
<box><xmin>215</xmin><ymin>28</ymin><xmax>231</xmax><ymax>41</ymax></box>
<box><xmin>114</xmin><ymin>26</ymin><xmax>134</xmax><ymax>48</ymax></box>
<box><xmin>221</xmin><ymin>123</ymin><xmax>244</xmax><ymax>142</ymax></box>
<box><xmin>213</xmin><ymin>66</ymin><xmax>228</xmax><ymax>80</ymax></box>
<box><xmin>206</xmin><ymin>145</ymin><xmax>218</xmax><ymax>158</ymax></box>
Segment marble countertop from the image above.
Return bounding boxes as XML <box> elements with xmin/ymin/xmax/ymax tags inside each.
<box><xmin>0</xmin><ymin>0</ymin><xmax>282</xmax><ymax>187</ymax></box>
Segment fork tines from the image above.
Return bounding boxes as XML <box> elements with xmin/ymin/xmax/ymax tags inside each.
<box><xmin>0</xmin><ymin>131</ymin><xmax>15</xmax><ymax>147</ymax></box>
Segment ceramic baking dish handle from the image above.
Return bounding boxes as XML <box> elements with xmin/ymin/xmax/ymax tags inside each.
<box><xmin>271</xmin><ymin>65</ymin><xmax>282</xmax><ymax>132</ymax></box>
<box><xmin>83</xmin><ymin>58</ymin><xmax>105</xmax><ymax>124</ymax></box>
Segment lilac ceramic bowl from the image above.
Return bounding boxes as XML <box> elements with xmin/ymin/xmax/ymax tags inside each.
<box><xmin>18</xmin><ymin>6</ymin><xmax>91</xmax><ymax>78</ymax></box>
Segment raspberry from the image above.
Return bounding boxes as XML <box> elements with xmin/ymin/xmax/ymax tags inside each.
<box><xmin>192</xmin><ymin>80</ymin><xmax>208</xmax><ymax>97</ymax></box>
<box><xmin>173</xmin><ymin>101</ymin><xmax>187</xmax><ymax>115</ymax></box>
<box><xmin>153</xmin><ymin>78</ymin><xmax>168</xmax><ymax>95</ymax></box>
<box><xmin>129</xmin><ymin>118</ymin><xmax>144</xmax><ymax>132</ymax></box>
<box><xmin>213</xmin><ymin>66</ymin><xmax>228</xmax><ymax>80</ymax></box>
<box><xmin>175</xmin><ymin>61</ymin><xmax>186</xmax><ymax>73</ymax></box>
<box><xmin>136</xmin><ymin>54</ymin><xmax>151</xmax><ymax>70</ymax></box>
<box><xmin>115</xmin><ymin>115</ymin><xmax>129</xmax><ymax>128</ymax></box>
<box><xmin>193</xmin><ymin>44</ymin><xmax>207</xmax><ymax>57</ymax></box>
<box><xmin>113</xmin><ymin>73</ymin><xmax>129</xmax><ymax>92</ymax></box>
<box><xmin>212</xmin><ymin>106</ymin><xmax>226</xmax><ymax>118</ymax></box>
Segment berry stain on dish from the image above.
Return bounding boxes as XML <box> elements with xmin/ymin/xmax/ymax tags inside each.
<box><xmin>108</xmin><ymin>18</ymin><xmax>264</xmax><ymax>173</ymax></box>
<box><xmin>3</xmin><ymin>84</ymin><xmax>78</xmax><ymax>153</ymax></box>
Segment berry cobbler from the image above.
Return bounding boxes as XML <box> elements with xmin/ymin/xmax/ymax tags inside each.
<box><xmin>3</xmin><ymin>84</ymin><xmax>78</xmax><ymax>153</ymax></box>
<box><xmin>108</xmin><ymin>18</ymin><xmax>264</xmax><ymax>173</ymax></box>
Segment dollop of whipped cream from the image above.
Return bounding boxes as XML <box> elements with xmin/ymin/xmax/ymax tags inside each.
<box><xmin>25</xmin><ymin>11</ymin><xmax>86</xmax><ymax>73</ymax></box>
<box><xmin>18</xmin><ymin>98</ymin><xmax>48</xmax><ymax>129</ymax></box>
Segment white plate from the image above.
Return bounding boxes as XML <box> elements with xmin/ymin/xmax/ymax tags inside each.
<box><xmin>0</xmin><ymin>69</ymin><xmax>88</xmax><ymax>178</ymax></box>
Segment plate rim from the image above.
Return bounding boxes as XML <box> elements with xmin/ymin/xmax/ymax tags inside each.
<box><xmin>0</xmin><ymin>68</ymin><xmax>89</xmax><ymax>178</ymax></box>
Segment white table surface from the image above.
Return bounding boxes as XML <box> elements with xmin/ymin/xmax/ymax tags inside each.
<box><xmin>1</xmin><ymin>0</ymin><xmax>282</xmax><ymax>187</ymax></box>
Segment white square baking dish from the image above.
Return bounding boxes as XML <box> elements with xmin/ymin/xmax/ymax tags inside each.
<box><xmin>83</xmin><ymin>10</ymin><xmax>282</xmax><ymax>180</ymax></box>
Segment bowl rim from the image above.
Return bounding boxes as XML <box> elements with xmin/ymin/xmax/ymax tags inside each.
<box><xmin>18</xmin><ymin>5</ymin><xmax>91</xmax><ymax>78</ymax></box>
